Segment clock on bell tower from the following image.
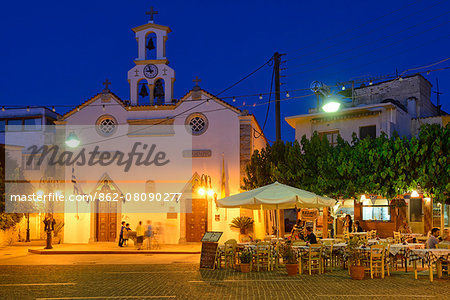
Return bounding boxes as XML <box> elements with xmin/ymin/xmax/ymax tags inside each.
<box><xmin>127</xmin><ymin>7</ymin><xmax>175</xmax><ymax>106</ymax></box>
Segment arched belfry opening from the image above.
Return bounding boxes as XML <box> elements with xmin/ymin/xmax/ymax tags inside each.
<box><xmin>154</xmin><ymin>78</ymin><xmax>165</xmax><ymax>105</ymax></box>
<box><xmin>127</xmin><ymin>8</ymin><xmax>175</xmax><ymax>105</ymax></box>
<box><xmin>145</xmin><ymin>32</ymin><xmax>157</xmax><ymax>60</ymax></box>
<box><xmin>138</xmin><ymin>79</ymin><xmax>150</xmax><ymax>105</ymax></box>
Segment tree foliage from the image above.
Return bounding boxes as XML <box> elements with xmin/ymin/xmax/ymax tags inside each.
<box><xmin>243</xmin><ymin>124</ymin><xmax>449</xmax><ymax>203</ymax></box>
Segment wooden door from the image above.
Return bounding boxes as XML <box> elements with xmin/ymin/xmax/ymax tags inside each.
<box><xmin>186</xmin><ymin>198</ymin><xmax>207</xmax><ymax>242</ymax></box>
<box><xmin>96</xmin><ymin>201</ymin><xmax>118</xmax><ymax>242</ymax></box>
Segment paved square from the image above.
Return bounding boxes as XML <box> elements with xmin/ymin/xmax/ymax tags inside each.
<box><xmin>0</xmin><ymin>263</ymin><xmax>449</xmax><ymax>300</ymax></box>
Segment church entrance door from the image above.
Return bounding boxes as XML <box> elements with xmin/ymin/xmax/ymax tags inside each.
<box><xmin>95</xmin><ymin>200</ymin><xmax>118</xmax><ymax>242</ymax></box>
<box><xmin>186</xmin><ymin>198</ymin><xmax>207</xmax><ymax>242</ymax></box>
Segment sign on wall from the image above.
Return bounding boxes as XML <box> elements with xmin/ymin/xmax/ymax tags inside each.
<box><xmin>300</xmin><ymin>208</ymin><xmax>319</xmax><ymax>221</ymax></box>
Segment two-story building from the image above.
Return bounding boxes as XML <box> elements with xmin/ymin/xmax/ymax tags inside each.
<box><xmin>286</xmin><ymin>74</ymin><xmax>448</xmax><ymax>237</ymax></box>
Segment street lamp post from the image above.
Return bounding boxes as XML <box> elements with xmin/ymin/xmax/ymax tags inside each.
<box><xmin>25</xmin><ymin>213</ymin><xmax>30</xmax><ymax>242</ymax></box>
<box><xmin>39</xmin><ymin>177</ymin><xmax>59</xmax><ymax>250</ymax></box>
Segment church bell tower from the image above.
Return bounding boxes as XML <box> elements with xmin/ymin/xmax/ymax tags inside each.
<box><xmin>127</xmin><ymin>7</ymin><xmax>175</xmax><ymax>105</ymax></box>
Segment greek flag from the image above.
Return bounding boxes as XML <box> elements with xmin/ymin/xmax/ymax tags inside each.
<box><xmin>72</xmin><ymin>167</ymin><xmax>86</xmax><ymax>201</ymax></box>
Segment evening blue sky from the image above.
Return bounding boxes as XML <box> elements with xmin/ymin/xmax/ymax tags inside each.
<box><xmin>1</xmin><ymin>0</ymin><xmax>449</xmax><ymax>142</ymax></box>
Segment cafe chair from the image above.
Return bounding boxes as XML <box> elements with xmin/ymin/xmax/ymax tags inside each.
<box><xmin>321</xmin><ymin>240</ymin><xmax>334</xmax><ymax>272</ymax></box>
<box><xmin>301</xmin><ymin>243</ymin><xmax>323</xmax><ymax>275</ymax></box>
<box><xmin>255</xmin><ymin>241</ymin><xmax>272</xmax><ymax>272</ymax></box>
<box><xmin>367</xmin><ymin>244</ymin><xmax>387</xmax><ymax>279</ymax></box>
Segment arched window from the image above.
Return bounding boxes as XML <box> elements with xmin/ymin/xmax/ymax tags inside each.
<box><xmin>96</xmin><ymin>115</ymin><xmax>117</xmax><ymax>137</ymax></box>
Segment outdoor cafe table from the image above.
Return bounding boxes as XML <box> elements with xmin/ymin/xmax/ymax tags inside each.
<box><xmin>409</xmin><ymin>248</ymin><xmax>450</xmax><ymax>282</ymax></box>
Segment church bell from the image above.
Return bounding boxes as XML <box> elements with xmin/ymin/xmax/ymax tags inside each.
<box><xmin>146</xmin><ymin>38</ymin><xmax>155</xmax><ymax>51</ymax></box>
<box><xmin>139</xmin><ymin>83</ymin><xmax>149</xmax><ymax>98</ymax></box>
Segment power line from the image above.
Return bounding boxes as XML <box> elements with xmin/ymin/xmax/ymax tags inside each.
<box><xmin>324</xmin><ymin>33</ymin><xmax>450</xmax><ymax>82</ymax></box>
<box><xmin>286</xmin><ymin>0</ymin><xmax>445</xmax><ymax>63</ymax></box>
<box><xmin>287</xmin><ymin>0</ymin><xmax>426</xmax><ymax>56</ymax></box>
<box><xmin>287</xmin><ymin>8</ymin><xmax>450</xmax><ymax>69</ymax></box>
<box><xmin>286</xmin><ymin>18</ymin><xmax>450</xmax><ymax>77</ymax></box>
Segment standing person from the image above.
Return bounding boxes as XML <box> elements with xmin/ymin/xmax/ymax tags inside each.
<box><xmin>344</xmin><ymin>215</ymin><xmax>353</xmax><ymax>233</ymax></box>
<box><xmin>123</xmin><ymin>223</ymin><xmax>131</xmax><ymax>246</ymax></box>
<box><xmin>145</xmin><ymin>220</ymin><xmax>153</xmax><ymax>250</ymax></box>
<box><xmin>118</xmin><ymin>221</ymin><xmax>126</xmax><ymax>247</ymax></box>
<box><xmin>136</xmin><ymin>221</ymin><xmax>145</xmax><ymax>250</ymax></box>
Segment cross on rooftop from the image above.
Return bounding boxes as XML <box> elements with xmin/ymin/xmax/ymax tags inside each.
<box><xmin>146</xmin><ymin>6</ymin><xmax>158</xmax><ymax>21</ymax></box>
<box><xmin>103</xmin><ymin>79</ymin><xmax>111</xmax><ymax>90</ymax></box>
<box><xmin>193</xmin><ymin>76</ymin><xmax>201</xmax><ymax>86</ymax></box>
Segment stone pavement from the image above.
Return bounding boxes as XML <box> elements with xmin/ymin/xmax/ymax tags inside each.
<box><xmin>0</xmin><ymin>243</ymin><xmax>201</xmax><ymax>265</ymax></box>
<box><xmin>25</xmin><ymin>242</ymin><xmax>202</xmax><ymax>255</ymax></box>
<box><xmin>0</xmin><ymin>264</ymin><xmax>448</xmax><ymax>300</ymax></box>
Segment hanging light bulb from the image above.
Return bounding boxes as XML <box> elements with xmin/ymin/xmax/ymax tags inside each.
<box><xmin>243</xmin><ymin>101</ymin><xmax>246</xmax><ymax>106</ymax></box>
<box><xmin>26</xmin><ymin>106</ymin><xmax>30</xmax><ymax>112</ymax></box>
<box><xmin>102</xmin><ymin>104</ymin><xmax>106</xmax><ymax>111</ymax></box>
<box><xmin>232</xmin><ymin>97</ymin><xmax>236</xmax><ymax>102</ymax></box>
<box><xmin>1</xmin><ymin>106</ymin><xmax>5</xmax><ymax>112</ymax></box>
<box><xmin>341</xmin><ymin>86</ymin><xmax>346</xmax><ymax>91</ymax></box>
<box><xmin>369</xmin><ymin>81</ymin><xmax>373</xmax><ymax>85</ymax></box>
<box><xmin>253</xmin><ymin>103</ymin><xmax>256</xmax><ymax>107</ymax></box>
<box><xmin>398</xmin><ymin>76</ymin><xmax>403</xmax><ymax>81</ymax></box>
<box><xmin>286</xmin><ymin>91</ymin><xmax>290</xmax><ymax>98</ymax></box>
<box><xmin>65</xmin><ymin>132</ymin><xmax>80</xmax><ymax>148</ymax></box>
<box><xmin>52</xmin><ymin>106</ymin><xmax>56</xmax><ymax>112</ymax></box>
<box><xmin>259</xmin><ymin>94</ymin><xmax>263</xmax><ymax>100</ymax></box>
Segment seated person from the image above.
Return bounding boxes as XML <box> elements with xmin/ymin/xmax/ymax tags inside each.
<box><xmin>353</xmin><ymin>221</ymin><xmax>364</xmax><ymax>233</ymax></box>
<box><xmin>398</xmin><ymin>220</ymin><xmax>412</xmax><ymax>234</ymax></box>
<box><xmin>441</xmin><ymin>229</ymin><xmax>450</xmax><ymax>243</ymax></box>
<box><xmin>304</xmin><ymin>227</ymin><xmax>317</xmax><ymax>244</ymax></box>
<box><xmin>426</xmin><ymin>227</ymin><xmax>440</xmax><ymax>249</ymax></box>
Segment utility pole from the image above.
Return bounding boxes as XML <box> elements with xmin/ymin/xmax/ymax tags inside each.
<box><xmin>274</xmin><ymin>52</ymin><xmax>282</xmax><ymax>141</ymax></box>
<box><xmin>433</xmin><ymin>78</ymin><xmax>443</xmax><ymax>115</ymax></box>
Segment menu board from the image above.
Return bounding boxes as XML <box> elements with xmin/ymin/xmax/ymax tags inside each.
<box><xmin>199</xmin><ymin>242</ymin><xmax>218</xmax><ymax>269</ymax></box>
<box><xmin>201</xmin><ymin>231</ymin><xmax>223</xmax><ymax>242</ymax></box>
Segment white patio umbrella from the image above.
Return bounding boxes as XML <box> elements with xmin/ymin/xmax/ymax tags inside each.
<box><xmin>216</xmin><ymin>182</ymin><xmax>335</xmax><ymax>237</ymax></box>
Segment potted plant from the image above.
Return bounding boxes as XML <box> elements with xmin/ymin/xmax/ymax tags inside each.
<box><xmin>281</xmin><ymin>243</ymin><xmax>298</xmax><ymax>276</ymax></box>
<box><xmin>230</xmin><ymin>216</ymin><xmax>254</xmax><ymax>240</ymax></box>
<box><xmin>239</xmin><ymin>250</ymin><xmax>252</xmax><ymax>273</ymax></box>
<box><xmin>346</xmin><ymin>236</ymin><xmax>364</xmax><ymax>280</ymax></box>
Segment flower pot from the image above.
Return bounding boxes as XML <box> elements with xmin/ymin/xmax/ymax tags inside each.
<box><xmin>286</xmin><ymin>263</ymin><xmax>298</xmax><ymax>276</ymax></box>
<box><xmin>350</xmin><ymin>265</ymin><xmax>365</xmax><ymax>280</ymax></box>
<box><xmin>240</xmin><ymin>263</ymin><xmax>251</xmax><ymax>273</ymax></box>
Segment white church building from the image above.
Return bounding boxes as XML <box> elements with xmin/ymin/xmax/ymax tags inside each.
<box><xmin>54</xmin><ymin>14</ymin><xmax>268</xmax><ymax>244</ymax></box>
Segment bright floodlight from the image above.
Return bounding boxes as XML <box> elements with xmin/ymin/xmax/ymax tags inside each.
<box><xmin>207</xmin><ymin>189</ymin><xmax>215</xmax><ymax>197</ymax></box>
<box><xmin>198</xmin><ymin>187</ymin><xmax>206</xmax><ymax>196</ymax></box>
<box><xmin>65</xmin><ymin>132</ymin><xmax>80</xmax><ymax>148</ymax></box>
<box><xmin>322</xmin><ymin>101</ymin><xmax>341</xmax><ymax>113</ymax></box>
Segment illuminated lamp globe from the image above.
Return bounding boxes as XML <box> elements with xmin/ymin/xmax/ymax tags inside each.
<box><xmin>322</xmin><ymin>99</ymin><xmax>341</xmax><ymax>113</ymax></box>
<box><xmin>207</xmin><ymin>189</ymin><xmax>215</xmax><ymax>197</ymax></box>
<box><xmin>198</xmin><ymin>187</ymin><xmax>206</xmax><ymax>196</ymax></box>
<box><xmin>411</xmin><ymin>190</ymin><xmax>420</xmax><ymax>198</ymax></box>
<box><xmin>65</xmin><ymin>132</ymin><xmax>80</xmax><ymax>148</ymax></box>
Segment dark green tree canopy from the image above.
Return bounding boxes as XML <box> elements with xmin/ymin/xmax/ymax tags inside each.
<box><xmin>243</xmin><ymin>124</ymin><xmax>449</xmax><ymax>204</ymax></box>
